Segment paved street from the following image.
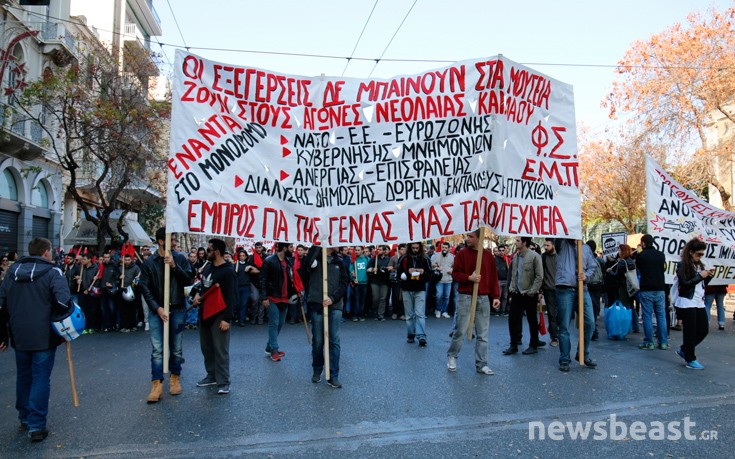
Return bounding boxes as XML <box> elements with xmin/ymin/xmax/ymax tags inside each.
<box><xmin>1</xmin><ymin>312</ymin><xmax>734</xmax><ymax>458</ymax></box>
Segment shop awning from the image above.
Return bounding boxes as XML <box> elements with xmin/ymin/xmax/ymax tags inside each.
<box><xmin>63</xmin><ymin>212</ymin><xmax>152</xmax><ymax>247</ymax></box>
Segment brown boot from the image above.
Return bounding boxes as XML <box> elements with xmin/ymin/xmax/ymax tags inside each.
<box><xmin>169</xmin><ymin>374</ymin><xmax>182</xmax><ymax>396</ymax></box>
<box><xmin>146</xmin><ymin>380</ymin><xmax>163</xmax><ymax>403</ymax></box>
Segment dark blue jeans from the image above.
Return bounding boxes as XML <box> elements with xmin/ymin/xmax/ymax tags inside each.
<box><xmin>149</xmin><ymin>308</ymin><xmax>186</xmax><ymax>380</ymax></box>
<box><xmin>352</xmin><ymin>284</ymin><xmax>367</xmax><ymax>317</ymax></box>
<box><xmin>266</xmin><ymin>302</ymin><xmax>288</xmax><ymax>352</ymax></box>
<box><xmin>15</xmin><ymin>348</ymin><xmax>57</xmax><ymax>431</ymax></box>
<box><xmin>100</xmin><ymin>293</ymin><xmax>117</xmax><ymax>330</ymax></box>
<box><xmin>556</xmin><ymin>287</ymin><xmax>594</xmax><ymax>365</ymax></box>
<box><xmin>310</xmin><ymin>305</ymin><xmax>341</xmax><ymax>379</ymax></box>
<box><xmin>237</xmin><ymin>286</ymin><xmax>250</xmax><ymax>322</ymax></box>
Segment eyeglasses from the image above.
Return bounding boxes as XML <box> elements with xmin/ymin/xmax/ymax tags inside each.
<box><xmin>694</xmin><ymin>251</ymin><xmax>705</xmax><ymax>256</ymax></box>
<box><xmin>206</xmin><ymin>248</ymin><xmax>214</xmax><ymax>253</ymax></box>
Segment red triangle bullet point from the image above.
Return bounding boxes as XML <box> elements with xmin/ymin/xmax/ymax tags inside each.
<box><xmin>280</xmin><ymin>135</ymin><xmax>288</xmax><ymax>145</ymax></box>
<box><xmin>234</xmin><ymin>175</ymin><xmax>243</xmax><ymax>188</ymax></box>
<box><xmin>282</xmin><ymin>147</ymin><xmax>291</xmax><ymax>158</ymax></box>
<box><xmin>280</xmin><ymin>170</ymin><xmax>289</xmax><ymax>181</ymax></box>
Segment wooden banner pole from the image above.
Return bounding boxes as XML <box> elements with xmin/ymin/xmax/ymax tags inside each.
<box><xmin>577</xmin><ymin>240</ymin><xmax>585</xmax><ymax>366</ymax></box>
<box><xmin>322</xmin><ymin>246</ymin><xmax>330</xmax><ymax>380</ymax></box>
<box><xmin>163</xmin><ymin>233</ymin><xmax>171</xmax><ymax>374</ymax></box>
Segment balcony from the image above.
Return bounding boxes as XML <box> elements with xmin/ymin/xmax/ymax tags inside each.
<box><xmin>130</xmin><ymin>0</ymin><xmax>162</xmax><ymax>37</ymax></box>
<box><xmin>0</xmin><ymin>106</ymin><xmax>47</xmax><ymax>161</ymax></box>
<box><xmin>40</xmin><ymin>21</ymin><xmax>77</xmax><ymax>67</ymax></box>
<box><xmin>123</xmin><ymin>23</ymin><xmax>159</xmax><ymax>77</ymax></box>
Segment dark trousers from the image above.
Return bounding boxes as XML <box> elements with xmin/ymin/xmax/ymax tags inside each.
<box><xmin>588</xmin><ymin>287</ymin><xmax>602</xmax><ymax>326</ymax></box>
<box><xmin>100</xmin><ymin>293</ymin><xmax>117</xmax><ymax>330</ymax></box>
<box><xmin>310</xmin><ymin>305</ymin><xmax>341</xmax><ymax>379</ymax></box>
<box><xmin>509</xmin><ymin>292</ymin><xmax>540</xmax><ymax>347</ymax></box>
<box><xmin>119</xmin><ymin>294</ymin><xmax>139</xmax><ymax>329</ymax></box>
<box><xmin>679</xmin><ymin>307</ymin><xmax>709</xmax><ymax>362</ymax></box>
<box><xmin>352</xmin><ymin>284</ymin><xmax>367</xmax><ymax>317</ymax></box>
<box><xmin>199</xmin><ymin>317</ymin><xmax>230</xmax><ymax>385</ymax></box>
<box><xmin>371</xmin><ymin>283</ymin><xmax>389</xmax><ymax>318</ymax></box>
<box><xmin>542</xmin><ymin>288</ymin><xmax>558</xmax><ymax>339</ymax></box>
<box><xmin>389</xmin><ymin>283</ymin><xmax>404</xmax><ymax>316</ymax></box>
<box><xmin>498</xmin><ymin>280</ymin><xmax>509</xmax><ymax>314</ymax></box>
<box><xmin>79</xmin><ymin>295</ymin><xmax>100</xmax><ymax>330</ymax></box>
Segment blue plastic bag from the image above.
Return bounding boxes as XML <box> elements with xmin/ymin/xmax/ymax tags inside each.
<box><xmin>604</xmin><ymin>300</ymin><xmax>632</xmax><ymax>340</ymax></box>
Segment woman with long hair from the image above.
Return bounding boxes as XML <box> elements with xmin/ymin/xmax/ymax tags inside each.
<box><xmin>606</xmin><ymin>244</ymin><xmax>639</xmax><ymax>333</ymax></box>
<box><xmin>674</xmin><ymin>238</ymin><xmax>712</xmax><ymax>370</ymax></box>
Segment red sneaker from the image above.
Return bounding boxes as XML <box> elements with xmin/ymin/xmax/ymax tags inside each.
<box><xmin>270</xmin><ymin>352</ymin><xmax>282</xmax><ymax>362</ymax></box>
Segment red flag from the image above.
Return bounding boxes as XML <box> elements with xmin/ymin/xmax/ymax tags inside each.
<box><xmin>124</xmin><ymin>242</ymin><xmax>136</xmax><ymax>257</ymax></box>
<box><xmin>96</xmin><ymin>261</ymin><xmax>105</xmax><ymax>279</ymax></box>
<box><xmin>539</xmin><ymin>307</ymin><xmax>547</xmax><ymax>336</ymax></box>
<box><xmin>292</xmin><ymin>265</ymin><xmax>304</xmax><ymax>293</ymax></box>
<box><xmin>390</xmin><ymin>244</ymin><xmax>397</xmax><ymax>257</ymax></box>
<box><xmin>201</xmin><ymin>284</ymin><xmax>226</xmax><ymax>320</ymax></box>
<box><xmin>252</xmin><ymin>250</ymin><xmax>262</xmax><ymax>268</ymax></box>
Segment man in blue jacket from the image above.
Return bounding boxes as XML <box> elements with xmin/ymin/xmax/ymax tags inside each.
<box><xmin>0</xmin><ymin>238</ymin><xmax>73</xmax><ymax>442</ymax></box>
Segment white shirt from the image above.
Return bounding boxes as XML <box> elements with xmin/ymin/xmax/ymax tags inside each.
<box><xmin>675</xmin><ymin>279</ymin><xmax>705</xmax><ymax>309</ymax></box>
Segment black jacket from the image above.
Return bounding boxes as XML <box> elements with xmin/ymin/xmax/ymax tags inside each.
<box><xmin>121</xmin><ymin>263</ymin><xmax>141</xmax><ymax>288</ymax></box>
<box><xmin>234</xmin><ymin>261</ymin><xmax>252</xmax><ymax>287</ymax></box>
<box><xmin>0</xmin><ymin>256</ymin><xmax>73</xmax><ymax>351</ymax></box>
<box><xmin>198</xmin><ymin>262</ymin><xmax>237</xmax><ymax>324</ymax></box>
<box><xmin>140</xmin><ymin>250</ymin><xmax>194</xmax><ymax>311</ymax></box>
<box><xmin>397</xmin><ymin>254</ymin><xmax>431</xmax><ymax>291</ymax></box>
<box><xmin>607</xmin><ymin>258</ymin><xmax>635</xmax><ymax>290</ymax></box>
<box><xmin>64</xmin><ymin>263</ymin><xmax>79</xmax><ymax>291</ymax></box>
<box><xmin>636</xmin><ymin>247</ymin><xmax>666</xmax><ymax>292</ymax></box>
<box><xmin>79</xmin><ymin>263</ymin><xmax>99</xmax><ymax>293</ymax></box>
<box><xmin>100</xmin><ymin>262</ymin><xmax>120</xmax><ymax>294</ymax></box>
<box><xmin>676</xmin><ymin>262</ymin><xmax>712</xmax><ymax>300</ymax></box>
<box><xmin>495</xmin><ymin>255</ymin><xmax>509</xmax><ymax>281</ymax></box>
<box><xmin>259</xmin><ymin>253</ymin><xmax>296</xmax><ymax>301</ymax></box>
<box><xmin>299</xmin><ymin>246</ymin><xmax>349</xmax><ymax>312</ymax></box>
<box><xmin>367</xmin><ymin>255</ymin><xmax>391</xmax><ymax>285</ymax></box>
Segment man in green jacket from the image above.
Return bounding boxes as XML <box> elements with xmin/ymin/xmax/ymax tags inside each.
<box><xmin>504</xmin><ymin>237</ymin><xmax>544</xmax><ymax>356</ymax></box>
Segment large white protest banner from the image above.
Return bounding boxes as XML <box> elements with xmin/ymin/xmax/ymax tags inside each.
<box><xmin>646</xmin><ymin>156</ymin><xmax>735</xmax><ymax>285</ymax></box>
<box><xmin>166</xmin><ymin>51</ymin><xmax>581</xmax><ymax>245</ymax></box>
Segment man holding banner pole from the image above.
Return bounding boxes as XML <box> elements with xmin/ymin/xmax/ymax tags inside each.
<box><xmin>554</xmin><ymin>239</ymin><xmax>597</xmax><ymax>372</ymax></box>
<box><xmin>139</xmin><ymin>227</ymin><xmax>194</xmax><ymax>403</ymax></box>
<box><xmin>447</xmin><ymin>229</ymin><xmax>500</xmax><ymax>375</ymax></box>
<box><xmin>300</xmin><ymin>245</ymin><xmax>349</xmax><ymax>388</ymax></box>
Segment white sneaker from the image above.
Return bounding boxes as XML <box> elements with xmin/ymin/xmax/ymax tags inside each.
<box><xmin>442</xmin><ymin>312</ymin><xmax>451</xmax><ymax>319</ymax></box>
<box><xmin>447</xmin><ymin>356</ymin><xmax>457</xmax><ymax>371</ymax></box>
<box><xmin>435</xmin><ymin>311</ymin><xmax>441</xmax><ymax>319</ymax></box>
<box><xmin>476</xmin><ymin>366</ymin><xmax>494</xmax><ymax>375</ymax></box>
<box><xmin>144</xmin><ymin>322</ymin><xmax>149</xmax><ymax>331</ymax></box>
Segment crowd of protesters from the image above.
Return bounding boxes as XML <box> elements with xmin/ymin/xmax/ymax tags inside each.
<box><xmin>0</xmin><ymin>231</ymin><xmax>728</xmax><ymax>442</ymax></box>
